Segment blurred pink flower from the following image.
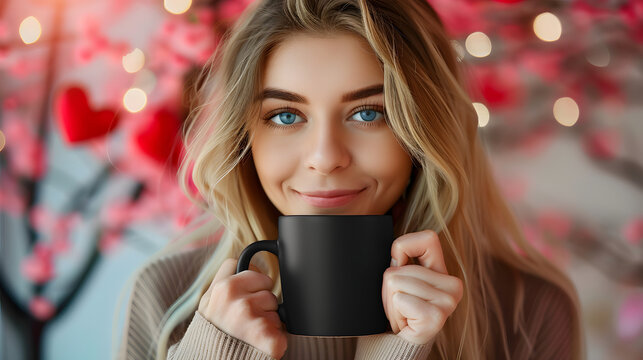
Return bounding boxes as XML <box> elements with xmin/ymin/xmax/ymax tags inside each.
<box><xmin>99</xmin><ymin>231</ymin><xmax>123</xmax><ymax>253</ymax></box>
<box><xmin>522</xmin><ymin>223</ymin><xmax>554</xmax><ymax>260</ymax></box>
<box><xmin>0</xmin><ymin>175</ymin><xmax>26</xmax><ymax>215</ymax></box>
<box><xmin>537</xmin><ymin>210</ymin><xmax>572</xmax><ymax>239</ymax></box>
<box><xmin>583</xmin><ymin>129</ymin><xmax>621</xmax><ymax>160</ymax></box>
<box><xmin>617</xmin><ymin>292</ymin><xmax>643</xmax><ymax>341</ymax></box>
<box><xmin>516</xmin><ymin>124</ymin><xmax>556</xmax><ymax>157</ymax></box>
<box><xmin>623</xmin><ymin>217</ymin><xmax>643</xmax><ymax>245</ymax></box>
<box><xmin>428</xmin><ymin>0</ymin><xmax>487</xmax><ymax>37</ymax></box>
<box><xmin>217</xmin><ymin>0</ymin><xmax>257</xmax><ymax>21</ymax></box>
<box><xmin>469</xmin><ymin>63</ymin><xmax>524</xmax><ymax>108</ymax></box>
<box><xmin>519</xmin><ymin>50</ymin><xmax>565</xmax><ymax>82</ymax></box>
<box><xmin>101</xmin><ymin>201</ymin><xmax>136</xmax><ymax>230</ymax></box>
<box><xmin>497</xmin><ymin>175</ymin><xmax>528</xmax><ymax>203</ymax></box>
<box><xmin>21</xmin><ymin>243</ymin><xmax>55</xmax><ymax>284</ymax></box>
<box><xmin>29</xmin><ymin>296</ymin><xmax>55</xmax><ymax>320</ymax></box>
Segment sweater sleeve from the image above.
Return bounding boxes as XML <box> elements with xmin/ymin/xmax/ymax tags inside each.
<box><xmin>526</xmin><ymin>279</ymin><xmax>576</xmax><ymax>360</ymax></box>
<box><xmin>166</xmin><ymin>311</ymin><xmax>277</xmax><ymax>360</ymax></box>
<box><xmin>354</xmin><ymin>332</ymin><xmax>433</xmax><ymax>360</ymax></box>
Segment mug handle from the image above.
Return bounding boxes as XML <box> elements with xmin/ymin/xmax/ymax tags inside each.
<box><xmin>236</xmin><ymin>240</ymin><xmax>287</xmax><ymax>325</ymax></box>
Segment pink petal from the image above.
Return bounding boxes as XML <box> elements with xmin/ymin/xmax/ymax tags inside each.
<box><xmin>617</xmin><ymin>293</ymin><xmax>643</xmax><ymax>340</ymax></box>
<box><xmin>29</xmin><ymin>296</ymin><xmax>56</xmax><ymax>320</ymax></box>
<box><xmin>497</xmin><ymin>175</ymin><xmax>528</xmax><ymax>202</ymax></box>
<box><xmin>2</xmin><ymin>96</ymin><xmax>18</xmax><ymax>110</ymax></box>
<box><xmin>583</xmin><ymin>129</ymin><xmax>621</xmax><ymax>160</ymax></box>
<box><xmin>537</xmin><ymin>210</ymin><xmax>572</xmax><ymax>239</ymax></box>
<box><xmin>21</xmin><ymin>254</ymin><xmax>55</xmax><ymax>284</ymax></box>
<box><xmin>51</xmin><ymin>236</ymin><xmax>71</xmax><ymax>254</ymax></box>
<box><xmin>30</xmin><ymin>205</ymin><xmax>55</xmax><ymax>232</ymax></box>
<box><xmin>623</xmin><ymin>218</ymin><xmax>643</xmax><ymax>245</ymax></box>
<box><xmin>99</xmin><ymin>231</ymin><xmax>122</xmax><ymax>253</ymax></box>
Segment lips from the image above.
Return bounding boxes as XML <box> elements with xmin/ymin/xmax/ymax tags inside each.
<box><xmin>295</xmin><ymin>188</ymin><xmax>365</xmax><ymax>208</ymax></box>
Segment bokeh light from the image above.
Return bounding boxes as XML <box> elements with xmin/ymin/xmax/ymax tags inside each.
<box><xmin>19</xmin><ymin>16</ymin><xmax>42</xmax><ymax>44</ymax></box>
<box><xmin>533</xmin><ymin>12</ymin><xmax>562</xmax><ymax>42</ymax></box>
<box><xmin>473</xmin><ymin>102</ymin><xmax>490</xmax><ymax>127</ymax></box>
<box><xmin>586</xmin><ymin>45</ymin><xmax>610</xmax><ymax>67</ymax></box>
<box><xmin>553</xmin><ymin>97</ymin><xmax>579</xmax><ymax>127</ymax></box>
<box><xmin>122</xmin><ymin>48</ymin><xmax>145</xmax><ymax>73</ymax></box>
<box><xmin>164</xmin><ymin>0</ymin><xmax>192</xmax><ymax>15</ymax></box>
<box><xmin>465</xmin><ymin>32</ymin><xmax>492</xmax><ymax>58</ymax></box>
<box><xmin>123</xmin><ymin>88</ymin><xmax>147</xmax><ymax>113</ymax></box>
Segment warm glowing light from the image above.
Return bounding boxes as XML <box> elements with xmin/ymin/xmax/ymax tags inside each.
<box><xmin>164</xmin><ymin>0</ymin><xmax>192</xmax><ymax>14</ymax></box>
<box><xmin>122</xmin><ymin>48</ymin><xmax>145</xmax><ymax>73</ymax></box>
<box><xmin>451</xmin><ymin>40</ymin><xmax>465</xmax><ymax>62</ymax></box>
<box><xmin>553</xmin><ymin>97</ymin><xmax>579</xmax><ymax>127</ymax></box>
<box><xmin>586</xmin><ymin>46</ymin><xmax>610</xmax><ymax>67</ymax></box>
<box><xmin>465</xmin><ymin>32</ymin><xmax>492</xmax><ymax>58</ymax></box>
<box><xmin>473</xmin><ymin>102</ymin><xmax>490</xmax><ymax>127</ymax></box>
<box><xmin>123</xmin><ymin>88</ymin><xmax>147</xmax><ymax>113</ymax></box>
<box><xmin>19</xmin><ymin>16</ymin><xmax>42</xmax><ymax>44</ymax></box>
<box><xmin>0</xmin><ymin>130</ymin><xmax>5</xmax><ymax>152</ymax></box>
<box><xmin>533</xmin><ymin>12</ymin><xmax>562</xmax><ymax>42</ymax></box>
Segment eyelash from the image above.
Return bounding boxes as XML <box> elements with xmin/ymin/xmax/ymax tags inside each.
<box><xmin>261</xmin><ymin>104</ymin><xmax>386</xmax><ymax>130</ymax></box>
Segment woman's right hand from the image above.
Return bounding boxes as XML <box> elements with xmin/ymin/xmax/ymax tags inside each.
<box><xmin>198</xmin><ymin>258</ymin><xmax>287</xmax><ymax>359</ymax></box>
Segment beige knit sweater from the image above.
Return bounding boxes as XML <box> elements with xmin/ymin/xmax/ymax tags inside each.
<box><xmin>117</xmin><ymin>245</ymin><xmax>575</xmax><ymax>360</ymax></box>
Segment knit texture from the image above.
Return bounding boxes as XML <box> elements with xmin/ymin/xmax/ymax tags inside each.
<box><xmin>117</xmin><ymin>246</ymin><xmax>574</xmax><ymax>360</ymax></box>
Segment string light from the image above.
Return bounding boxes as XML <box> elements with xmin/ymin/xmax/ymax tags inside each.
<box><xmin>533</xmin><ymin>12</ymin><xmax>562</xmax><ymax>42</ymax></box>
<box><xmin>19</xmin><ymin>16</ymin><xmax>42</xmax><ymax>44</ymax></box>
<box><xmin>164</xmin><ymin>0</ymin><xmax>192</xmax><ymax>15</ymax></box>
<box><xmin>0</xmin><ymin>130</ymin><xmax>5</xmax><ymax>152</ymax></box>
<box><xmin>553</xmin><ymin>97</ymin><xmax>579</xmax><ymax>127</ymax></box>
<box><xmin>465</xmin><ymin>32</ymin><xmax>492</xmax><ymax>58</ymax></box>
<box><xmin>473</xmin><ymin>102</ymin><xmax>490</xmax><ymax>127</ymax></box>
<box><xmin>586</xmin><ymin>45</ymin><xmax>610</xmax><ymax>67</ymax></box>
<box><xmin>122</xmin><ymin>48</ymin><xmax>145</xmax><ymax>73</ymax></box>
<box><xmin>123</xmin><ymin>88</ymin><xmax>147</xmax><ymax>113</ymax></box>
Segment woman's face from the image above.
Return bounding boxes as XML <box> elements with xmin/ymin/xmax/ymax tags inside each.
<box><xmin>250</xmin><ymin>33</ymin><xmax>413</xmax><ymax>215</ymax></box>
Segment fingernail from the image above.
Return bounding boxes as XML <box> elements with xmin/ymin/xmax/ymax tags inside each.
<box><xmin>390</xmin><ymin>258</ymin><xmax>398</xmax><ymax>267</ymax></box>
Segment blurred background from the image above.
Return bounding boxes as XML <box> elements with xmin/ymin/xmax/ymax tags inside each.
<box><xmin>0</xmin><ymin>0</ymin><xmax>641</xmax><ymax>359</ymax></box>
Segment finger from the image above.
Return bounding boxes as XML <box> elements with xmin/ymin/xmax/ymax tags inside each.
<box><xmin>391</xmin><ymin>230</ymin><xmax>447</xmax><ymax>274</ymax></box>
<box><xmin>250</xmin><ymin>289</ymin><xmax>279</xmax><ymax>312</ymax></box>
<box><xmin>213</xmin><ymin>258</ymin><xmax>238</xmax><ymax>283</ymax></box>
<box><xmin>393</xmin><ymin>292</ymin><xmax>432</xmax><ymax>329</ymax></box>
<box><xmin>235</xmin><ymin>270</ymin><xmax>275</xmax><ymax>293</ymax></box>
<box><xmin>394</xmin><ymin>292</ymin><xmax>440</xmax><ymax>345</ymax></box>
<box><xmin>386</xmin><ymin>273</ymin><xmax>455</xmax><ymax>312</ymax></box>
<box><xmin>391</xmin><ymin>265</ymin><xmax>462</xmax><ymax>296</ymax></box>
<box><xmin>382</xmin><ymin>270</ymin><xmax>397</xmax><ymax>333</ymax></box>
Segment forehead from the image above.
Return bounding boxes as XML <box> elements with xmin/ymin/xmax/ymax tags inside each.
<box><xmin>261</xmin><ymin>33</ymin><xmax>383</xmax><ymax>94</ymax></box>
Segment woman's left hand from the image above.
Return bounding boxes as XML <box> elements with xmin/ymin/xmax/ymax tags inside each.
<box><xmin>382</xmin><ymin>230</ymin><xmax>464</xmax><ymax>345</ymax></box>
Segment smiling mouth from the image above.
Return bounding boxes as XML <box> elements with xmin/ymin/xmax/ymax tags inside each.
<box><xmin>295</xmin><ymin>188</ymin><xmax>366</xmax><ymax>208</ymax></box>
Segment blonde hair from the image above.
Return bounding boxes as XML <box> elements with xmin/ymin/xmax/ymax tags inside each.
<box><xmin>120</xmin><ymin>0</ymin><xmax>585</xmax><ymax>359</ymax></box>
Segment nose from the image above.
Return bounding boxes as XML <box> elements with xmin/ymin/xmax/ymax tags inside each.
<box><xmin>304</xmin><ymin>119</ymin><xmax>351</xmax><ymax>175</ymax></box>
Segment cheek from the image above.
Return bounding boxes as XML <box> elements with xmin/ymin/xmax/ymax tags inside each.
<box><xmin>357</xmin><ymin>133</ymin><xmax>411</xmax><ymax>185</ymax></box>
<box><xmin>251</xmin><ymin>135</ymin><xmax>296</xmax><ymax>189</ymax></box>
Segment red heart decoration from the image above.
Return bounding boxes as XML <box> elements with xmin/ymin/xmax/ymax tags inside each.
<box><xmin>55</xmin><ymin>86</ymin><xmax>120</xmax><ymax>144</ymax></box>
<box><xmin>134</xmin><ymin>108</ymin><xmax>184</xmax><ymax>168</ymax></box>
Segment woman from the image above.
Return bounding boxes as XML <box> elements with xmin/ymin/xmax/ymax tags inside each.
<box><xmin>116</xmin><ymin>0</ymin><xmax>585</xmax><ymax>359</ymax></box>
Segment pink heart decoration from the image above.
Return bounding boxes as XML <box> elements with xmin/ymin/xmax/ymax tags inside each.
<box><xmin>55</xmin><ymin>86</ymin><xmax>120</xmax><ymax>144</ymax></box>
<box><xmin>133</xmin><ymin>108</ymin><xmax>184</xmax><ymax>168</ymax></box>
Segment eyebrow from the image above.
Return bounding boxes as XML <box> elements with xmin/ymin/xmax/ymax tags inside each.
<box><xmin>256</xmin><ymin>84</ymin><xmax>384</xmax><ymax>104</ymax></box>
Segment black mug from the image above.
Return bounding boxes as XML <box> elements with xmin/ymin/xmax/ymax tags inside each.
<box><xmin>236</xmin><ymin>215</ymin><xmax>394</xmax><ymax>337</ymax></box>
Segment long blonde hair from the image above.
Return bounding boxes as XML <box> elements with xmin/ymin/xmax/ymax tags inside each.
<box><xmin>128</xmin><ymin>0</ymin><xmax>585</xmax><ymax>358</ymax></box>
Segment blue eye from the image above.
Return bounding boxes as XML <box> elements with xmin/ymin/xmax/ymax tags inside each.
<box><xmin>351</xmin><ymin>109</ymin><xmax>383</xmax><ymax>122</ymax></box>
<box><xmin>269</xmin><ymin>112</ymin><xmax>303</xmax><ymax>125</ymax></box>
